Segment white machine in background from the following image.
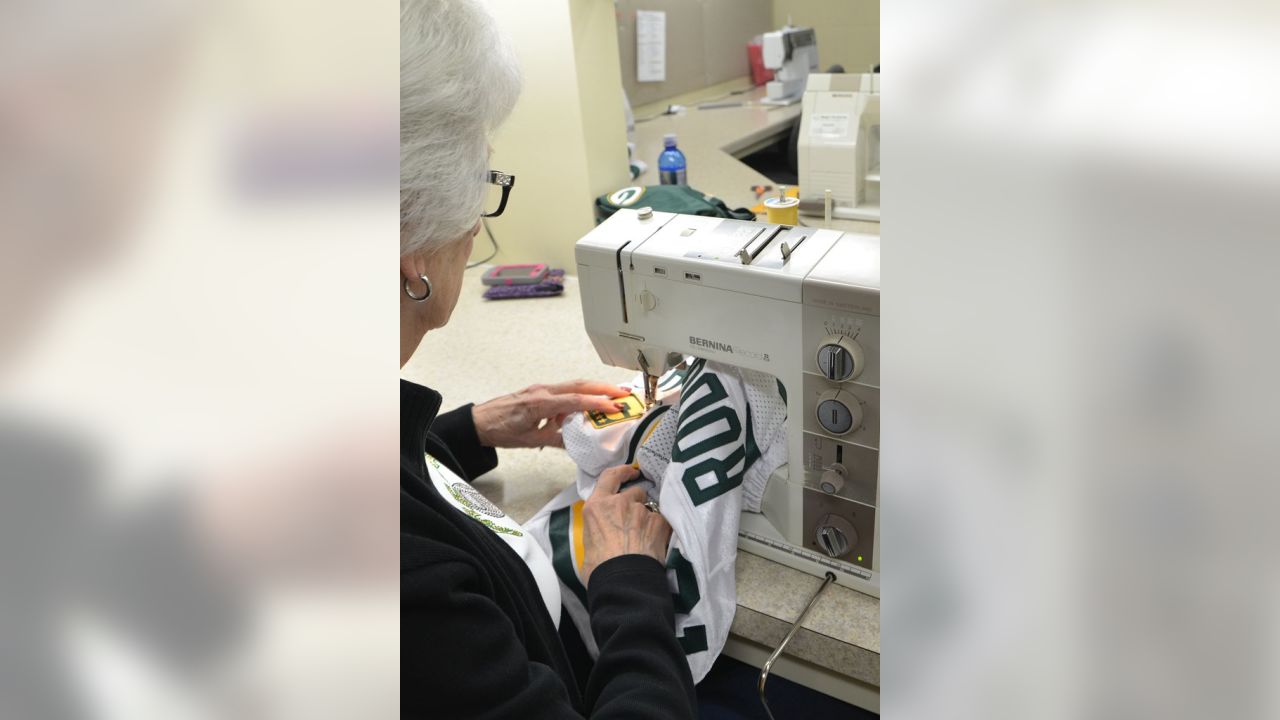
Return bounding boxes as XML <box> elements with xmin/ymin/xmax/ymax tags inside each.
<box><xmin>799</xmin><ymin>73</ymin><xmax>881</xmax><ymax>222</ymax></box>
<box><xmin>761</xmin><ymin>26</ymin><xmax>819</xmax><ymax>105</ymax></box>
<box><xmin>576</xmin><ymin>208</ymin><xmax>881</xmax><ymax>597</ymax></box>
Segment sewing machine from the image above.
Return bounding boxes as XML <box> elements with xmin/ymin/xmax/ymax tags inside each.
<box><xmin>761</xmin><ymin>26</ymin><xmax>819</xmax><ymax>105</ymax></box>
<box><xmin>799</xmin><ymin>73</ymin><xmax>881</xmax><ymax>222</ymax></box>
<box><xmin>576</xmin><ymin>208</ymin><xmax>880</xmax><ymax>597</ymax></box>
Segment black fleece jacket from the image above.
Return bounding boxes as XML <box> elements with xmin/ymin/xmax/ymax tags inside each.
<box><xmin>400</xmin><ymin>380</ymin><xmax>697</xmax><ymax>719</ymax></box>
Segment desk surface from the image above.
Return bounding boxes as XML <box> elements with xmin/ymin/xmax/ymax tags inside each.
<box><xmin>403</xmin><ymin>264</ymin><xmax>881</xmax><ymax>698</ymax></box>
<box><xmin>631</xmin><ymin>78</ymin><xmax>879</xmax><ymax>237</ymax></box>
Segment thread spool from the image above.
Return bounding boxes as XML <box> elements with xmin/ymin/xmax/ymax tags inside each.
<box><xmin>764</xmin><ymin>196</ymin><xmax>800</xmax><ymax>226</ymax></box>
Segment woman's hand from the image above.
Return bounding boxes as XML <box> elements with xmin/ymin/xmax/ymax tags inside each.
<box><xmin>472</xmin><ymin>380</ymin><xmax>632</xmax><ymax>449</ymax></box>
<box><xmin>581</xmin><ymin>465</ymin><xmax>672</xmax><ymax>586</ymax></box>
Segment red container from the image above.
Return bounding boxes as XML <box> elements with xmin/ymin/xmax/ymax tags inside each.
<box><xmin>747</xmin><ymin>40</ymin><xmax>774</xmax><ymax>86</ymax></box>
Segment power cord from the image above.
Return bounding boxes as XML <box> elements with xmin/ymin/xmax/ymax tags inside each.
<box><xmin>635</xmin><ymin>87</ymin><xmax>754</xmax><ymax>122</ymax></box>
<box><xmin>698</xmin><ymin>85</ymin><xmax>757</xmax><ymax>105</ymax></box>
<box><xmin>467</xmin><ymin>218</ymin><xmax>500</xmax><ymax>269</ymax></box>
<box><xmin>634</xmin><ymin>103</ymin><xmax>686</xmax><ymax>124</ymax></box>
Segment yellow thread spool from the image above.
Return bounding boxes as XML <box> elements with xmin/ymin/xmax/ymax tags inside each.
<box><xmin>764</xmin><ymin>196</ymin><xmax>800</xmax><ymax>225</ymax></box>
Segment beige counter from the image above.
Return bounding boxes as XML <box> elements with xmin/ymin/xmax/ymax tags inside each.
<box><xmin>403</xmin><ymin>263</ymin><xmax>880</xmax><ymax>711</ymax></box>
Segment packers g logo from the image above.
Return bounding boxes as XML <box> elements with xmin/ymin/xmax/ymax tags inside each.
<box><xmin>608</xmin><ymin>186</ymin><xmax>646</xmax><ymax>207</ymax></box>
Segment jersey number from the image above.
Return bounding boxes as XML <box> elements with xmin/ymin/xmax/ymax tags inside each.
<box><xmin>667</xmin><ymin>547</ymin><xmax>708</xmax><ymax>654</ymax></box>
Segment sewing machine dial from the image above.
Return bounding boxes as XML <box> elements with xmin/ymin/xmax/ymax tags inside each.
<box><xmin>815</xmin><ymin>514</ymin><xmax>858</xmax><ymax>558</ymax></box>
<box><xmin>819</xmin><ymin>464</ymin><xmax>846</xmax><ymax>494</ymax></box>
<box><xmin>816</xmin><ymin>334</ymin><xmax>864</xmax><ymax>382</ymax></box>
<box><xmin>815</xmin><ymin>389</ymin><xmax>861</xmax><ymax>435</ymax></box>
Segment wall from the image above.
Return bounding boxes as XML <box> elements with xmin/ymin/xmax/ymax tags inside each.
<box><xmin>615</xmin><ymin>0</ymin><xmax>878</xmax><ymax>108</ymax></box>
<box><xmin>616</xmin><ymin>0</ymin><xmax>773</xmax><ymax>108</ymax></box>
<box><xmin>772</xmin><ymin>0</ymin><xmax>880</xmax><ymax>75</ymax></box>
<box><xmin>479</xmin><ymin>0</ymin><xmax>630</xmax><ymax>272</ymax></box>
<box><xmin>569</xmin><ymin>0</ymin><xmax>632</xmax><ymax>201</ymax></box>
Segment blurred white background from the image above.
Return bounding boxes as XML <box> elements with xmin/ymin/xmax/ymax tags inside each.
<box><xmin>884</xmin><ymin>2</ymin><xmax>1280</xmax><ymax>719</ymax></box>
<box><xmin>0</xmin><ymin>0</ymin><xmax>397</xmax><ymax>717</ymax></box>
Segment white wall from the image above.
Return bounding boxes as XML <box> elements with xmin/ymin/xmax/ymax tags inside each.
<box><xmin>773</xmin><ymin>0</ymin><xmax>880</xmax><ymax>74</ymax></box>
<box><xmin>478</xmin><ymin>0</ymin><xmax>629</xmax><ymax>273</ymax></box>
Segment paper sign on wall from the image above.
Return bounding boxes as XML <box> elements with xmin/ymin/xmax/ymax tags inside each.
<box><xmin>636</xmin><ymin>10</ymin><xmax>666</xmax><ymax>83</ymax></box>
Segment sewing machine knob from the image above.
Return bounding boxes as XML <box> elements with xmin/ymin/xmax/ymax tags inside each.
<box><xmin>815</xmin><ymin>517</ymin><xmax>856</xmax><ymax>558</ymax></box>
<box><xmin>638</xmin><ymin>289</ymin><xmax>657</xmax><ymax>311</ymax></box>
<box><xmin>816</xmin><ymin>335</ymin><xmax>864</xmax><ymax>382</ymax></box>
<box><xmin>819</xmin><ymin>464</ymin><xmax>846</xmax><ymax>494</ymax></box>
<box><xmin>815</xmin><ymin>389</ymin><xmax>861</xmax><ymax>436</ymax></box>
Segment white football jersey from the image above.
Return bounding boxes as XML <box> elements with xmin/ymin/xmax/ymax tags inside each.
<box><xmin>524</xmin><ymin>358</ymin><xmax>788</xmax><ymax>682</ymax></box>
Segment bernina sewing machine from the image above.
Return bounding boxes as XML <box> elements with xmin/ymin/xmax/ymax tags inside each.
<box><xmin>761</xmin><ymin>25</ymin><xmax>819</xmax><ymax>105</ymax></box>
<box><xmin>799</xmin><ymin>72</ymin><xmax>881</xmax><ymax>222</ymax></box>
<box><xmin>576</xmin><ymin>208</ymin><xmax>881</xmax><ymax>597</ymax></box>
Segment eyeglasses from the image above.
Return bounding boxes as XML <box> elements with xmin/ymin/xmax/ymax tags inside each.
<box><xmin>483</xmin><ymin>170</ymin><xmax>516</xmax><ymax>218</ymax></box>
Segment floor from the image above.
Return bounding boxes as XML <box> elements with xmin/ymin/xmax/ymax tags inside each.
<box><xmin>736</xmin><ymin>121</ymin><xmax>800</xmax><ymax>188</ymax></box>
<box><xmin>697</xmin><ymin>655</ymin><xmax>877</xmax><ymax>719</ymax></box>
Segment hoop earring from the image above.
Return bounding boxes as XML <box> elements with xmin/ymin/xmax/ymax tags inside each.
<box><xmin>404</xmin><ymin>273</ymin><xmax>432</xmax><ymax>302</ymax></box>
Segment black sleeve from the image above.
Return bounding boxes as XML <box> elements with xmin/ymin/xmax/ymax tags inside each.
<box><xmin>403</xmin><ymin>554</ymin><xmax>696</xmax><ymax>720</ymax></box>
<box><xmin>431</xmin><ymin>403</ymin><xmax>498</xmax><ymax>479</ymax></box>
<box><xmin>585</xmin><ymin>555</ymin><xmax>698</xmax><ymax>719</ymax></box>
<box><xmin>404</xmin><ymin>555</ymin><xmax>579</xmax><ymax>719</ymax></box>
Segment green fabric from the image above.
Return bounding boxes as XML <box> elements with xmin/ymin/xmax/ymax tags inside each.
<box><xmin>548</xmin><ymin>505</ymin><xmax>589</xmax><ymax>608</ymax></box>
<box><xmin>594</xmin><ymin>184</ymin><xmax>756</xmax><ymax>223</ymax></box>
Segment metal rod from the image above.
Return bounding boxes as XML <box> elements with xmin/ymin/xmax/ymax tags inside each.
<box><xmin>636</xmin><ymin>350</ymin><xmax>659</xmax><ymax>408</ymax></box>
<box><xmin>758</xmin><ymin>571</ymin><xmax>837</xmax><ymax>720</ymax></box>
<box><xmin>740</xmin><ymin>225</ymin><xmax>788</xmax><ymax>265</ymax></box>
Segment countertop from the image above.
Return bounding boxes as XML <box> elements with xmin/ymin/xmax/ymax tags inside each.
<box><xmin>402</xmin><ymin>265</ymin><xmax>880</xmax><ymax>706</ymax></box>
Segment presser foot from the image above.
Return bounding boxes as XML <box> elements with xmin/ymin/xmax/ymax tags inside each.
<box><xmin>643</xmin><ymin>373</ymin><xmax>659</xmax><ymax>408</ymax></box>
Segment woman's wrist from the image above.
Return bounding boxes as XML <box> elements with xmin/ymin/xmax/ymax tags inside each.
<box><xmin>471</xmin><ymin>402</ymin><xmax>497</xmax><ymax>447</ymax></box>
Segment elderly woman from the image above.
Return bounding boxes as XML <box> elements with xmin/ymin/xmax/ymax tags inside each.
<box><xmin>399</xmin><ymin>1</ymin><xmax>697</xmax><ymax>718</ymax></box>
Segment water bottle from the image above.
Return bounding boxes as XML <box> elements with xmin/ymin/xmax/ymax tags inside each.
<box><xmin>658</xmin><ymin>134</ymin><xmax>687</xmax><ymax>185</ymax></box>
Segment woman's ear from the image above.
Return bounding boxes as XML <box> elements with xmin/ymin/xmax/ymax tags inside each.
<box><xmin>400</xmin><ymin>253</ymin><xmax>424</xmax><ymax>283</ymax></box>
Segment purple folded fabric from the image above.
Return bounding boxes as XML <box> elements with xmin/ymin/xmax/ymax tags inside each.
<box><xmin>482</xmin><ymin>268</ymin><xmax>565</xmax><ymax>300</ymax></box>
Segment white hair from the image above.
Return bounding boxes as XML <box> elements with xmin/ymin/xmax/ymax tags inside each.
<box><xmin>401</xmin><ymin>0</ymin><xmax>521</xmax><ymax>256</ymax></box>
